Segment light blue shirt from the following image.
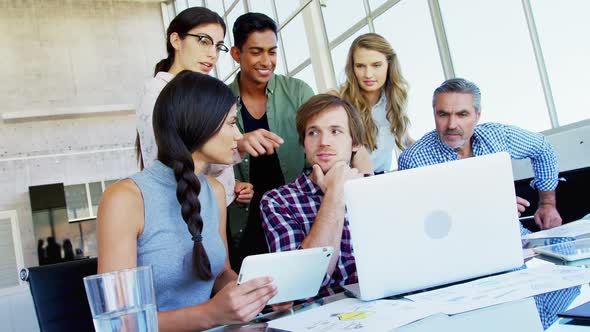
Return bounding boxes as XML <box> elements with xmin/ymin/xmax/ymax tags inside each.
<box><xmin>131</xmin><ymin>161</ymin><xmax>226</xmax><ymax>311</ymax></box>
<box><xmin>399</xmin><ymin>122</ymin><xmax>559</xmax><ymax>191</ymax></box>
<box><xmin>398</xmin><ymin>122</ymin><xmax>578</xmax><ymax>328</ymax></box>
<box><xmin>370</xmin><ymin>91</ymin><xmax>399</xmax><ymax>172</ymax></box>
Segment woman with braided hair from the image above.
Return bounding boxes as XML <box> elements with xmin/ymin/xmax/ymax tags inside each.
<box><xmin>98</xmin><ymin>71</ymin><xmax>277</xmax><ymax>331</ymax></box>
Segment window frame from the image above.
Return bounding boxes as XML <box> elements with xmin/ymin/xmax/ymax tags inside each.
<box><xmin>65</xmin><ymin>180</ymin><xmax>114</xmax><ymax>222</ymax></box>
<box><xmin>159</xmin><ymin>0</ymin><xmax>588</xmax><ymax>131</ymax></box>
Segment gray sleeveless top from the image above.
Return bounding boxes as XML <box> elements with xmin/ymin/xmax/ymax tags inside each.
<box><xmin>130</xmin><ymin>160</ymin><xmax>226</xmax><ymax>311</ymax></box>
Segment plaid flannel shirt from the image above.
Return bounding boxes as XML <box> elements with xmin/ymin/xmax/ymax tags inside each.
<box><xmin>260</xmin><ymin>173</ymin><xmax>357</xmax><ymax>299</ymax></box>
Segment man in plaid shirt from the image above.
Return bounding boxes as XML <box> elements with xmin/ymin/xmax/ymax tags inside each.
<box><xmin>260</xmin><ymin>94</ymin><xmax>367</xmax><ymax>299</ymax></box>
<box><xmin>399</xmin><ymin>78</ymin><xmax>562</xmax><ymax>230</ymax></box>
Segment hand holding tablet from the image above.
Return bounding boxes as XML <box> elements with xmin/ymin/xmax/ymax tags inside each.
<box><xmin>238</xmin><ymin>247</ymin><xmax>334</xmax><ymax>305</ymax></box>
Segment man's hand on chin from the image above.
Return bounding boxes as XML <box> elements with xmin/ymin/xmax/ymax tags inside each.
<box><xmin>310</xmin><ymin>161</ymin><xmax>360</xmax><ymax>194</ymax></box>
<box><xmin>309</xmin><ymin>164</ymin><xmax>328</xmax><ymax>192</ymax></box>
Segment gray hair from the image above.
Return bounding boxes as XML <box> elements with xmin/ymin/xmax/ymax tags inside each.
<box><xmin>432</xmin><ymin>78</ymin><xmax>481</xmax><ymax>113</ymax></box>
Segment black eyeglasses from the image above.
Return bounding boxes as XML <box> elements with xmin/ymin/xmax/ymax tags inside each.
<box><xmin>184</xmin><ymin>33</ymin><xmax>229</xmax><ymax>53</ymax></box>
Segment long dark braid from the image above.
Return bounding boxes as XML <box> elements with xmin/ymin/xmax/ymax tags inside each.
<box><xmin>153</xmin><ymin>70</ymin><xmax>236</xmax><ymax>280</ymax></box>
<box><xmin>171</xmin><ymin>144</ymin><xmax>212</xmax><ymax>280</ymax></box>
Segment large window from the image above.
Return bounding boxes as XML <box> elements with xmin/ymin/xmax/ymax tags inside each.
<box><xmin>29</xmin><ymin>180</ymin><xmax>115</xmax><ymax>265</ymax></box>
<box><xmin>65</xmin><ymin>179</ymin><xmax>117</xmax><ymax>221</ymax></box>
<box><xmin>373</xmin><ymin>0</ymin><xmax>444</xmax><ymax>138</ymax></box>
<box><xmin>369</xmin><ymin>0</ymin><xmax>389</xmax><ymax>11</ymax></box>
<box><xmin>321</xmin><ymin>0</ymin><xmax>366</xmax><ymax>43</ymax></box>
<box><xmin>280</xmin><ymin>14</ymin><xmax>310</xmax><ymax>73</ymax></box>
<box><xmin>248</xmin><ymin>0</ymin><xmax>275</xmax><ymax>18</ymax></box>
<box><xmin>174</xmin><ymin>0</ymin><xmax>189</xmax><ymax>13</ymax></box>
<box><xmin>293</xmin><ymin>63</ymin><xmax>317</xmax><ymax>94</ymax></box>
<box><xmin>187</xmin><ymin>0</ymin><xmax>203</xmax><ymax>7</ymax></box>
<box><xmin>440</xmin><ymin>0</ymin><xmax>551</xmax><ymax>132</ymax></box>
<box><xmin>223</xmin><ymin>1</ymin><xmax>246</xmax><ymax>79</ymax></box>
<box><xmin>330</xmin><ymin>26</ymin><xmax>370</xmax><ymax>85</ymax></box>
<box><xmin>64</xmin><ymin>184</ymin><xmax>90</xmax><ymax>221</ymax></box>
<box><xmin>172</xmin><ymin>0</ymin><xmax>315</xmax><ymax>85</ymax></box>
<box><xmin>322</xmin><ymin>0</ymin><xmax>444</xmax><ymax>138</ymax></box>
<box><xmin>274</xmin><ymin>0</ymin><xmax>300</xmax><ymax>23</ymax></box>
<box><xmin>530</xmin><ymin>0</ymin><xmax>590</xmax><ymax>126</ymax></box>
<box><xmin>160</xmin><ymin>0</ymin><xmax>589</xmax><ymax>135</ymax></box>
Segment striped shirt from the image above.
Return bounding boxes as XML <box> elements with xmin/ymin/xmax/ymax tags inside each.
<box><xmin>398</xmin><ymin>122</ymin><xmax>558</xmax><ymax>191</ymax></box>
<box><xmin>260</xmin><ymin>173</ymin><xmax>357</xmax><ymax>299</ymax></box>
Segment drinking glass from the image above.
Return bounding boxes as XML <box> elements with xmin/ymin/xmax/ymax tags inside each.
<box><xmin>83</xmin><ymin>266</ymin><xmax>158</xmax><ymax>332</ymax></box>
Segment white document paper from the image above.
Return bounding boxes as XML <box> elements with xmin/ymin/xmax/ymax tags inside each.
<box><xmin>268</xmin><ymin>298</ymin><xmax>439</xmax><ymax>332</ymax></box>
<box><xmin>407</xmin><ymin>265</ymin><xmax>590</xmax><ymax>315</ymax></box>
<box><xmin>522</xmin><ymin>215</ymin><xmax>590</xmax><ymax>240</ymax></box>
<box><xmin>522</xmin><ymin>248</ymin><xmax>537</xmax><ymax>260</ymax></box>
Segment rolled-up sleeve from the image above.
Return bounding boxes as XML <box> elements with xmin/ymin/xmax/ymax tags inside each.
<box><xmin>504</xmin><ymin>125</ymin><xmax>558</xmax><ymax>191</ymax></box>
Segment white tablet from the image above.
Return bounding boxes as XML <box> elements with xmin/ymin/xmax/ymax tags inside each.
<box><xmin>533</xmin><ymin>238</ymin><xmax>590</xmax><ymax>261</ymax></box>
<box><xmin>237</xmin><ymin>247</ymin><xmax>333</xmax><ymax>305</ymax></box>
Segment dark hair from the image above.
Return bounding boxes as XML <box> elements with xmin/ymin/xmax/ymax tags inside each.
<box><xmin>154</xmin><ymin>7</ymin><xmax>226</xmax><ymax>76</ymax></box>
<box><xmin>232</xmin><ymin>12</ymin><xmax>277</xmax><ymax>50</ymax></box>
<box><xmin>153</xmin><ymin>70</ymin><xmax>236</xmax><ymax>280</ymax></box>
<box><xmin>296</xmin><ymin>94</ymin><xmax>365</xmax><ymax>147</ymax></box>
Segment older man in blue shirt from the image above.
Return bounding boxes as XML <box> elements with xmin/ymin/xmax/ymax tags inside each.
<box><xmin>399</xmin><ymin>78</ymin><xmax>562</xmax><ymax>230</ymax></box>
<box><xmin>399</xmin><ymin>78</ymin><xmax>578</xmax><ymax>329</ymax></box>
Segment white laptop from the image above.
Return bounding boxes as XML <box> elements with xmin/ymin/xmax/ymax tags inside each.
<box><xmin>343</xmin><ymin>152</ymin><xmax>524</xmax><ymax>301</ymax></box>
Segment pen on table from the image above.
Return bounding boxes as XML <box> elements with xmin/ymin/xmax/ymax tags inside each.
<box><xmin>519</xmin><ymin>215</ymin><xmax>535</xmax><ymax>221</ymax></box>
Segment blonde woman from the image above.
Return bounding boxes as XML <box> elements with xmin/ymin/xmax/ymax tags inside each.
<box><xmin>332</xmin><ymin>33</ymin><xmax>412</xmax><ymax>173</ymax></box>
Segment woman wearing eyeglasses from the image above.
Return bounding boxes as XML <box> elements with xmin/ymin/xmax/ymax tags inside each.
<box><xmin>136</xmin><ymin>7</ymin><xmax>254</xmax><ymax>208</ymax></box>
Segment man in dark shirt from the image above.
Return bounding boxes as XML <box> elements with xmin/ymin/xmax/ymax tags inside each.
<box><xmin>227</xmin><ymin>13</ymin><xmax>314</xmax><ymax>270</ymax></box>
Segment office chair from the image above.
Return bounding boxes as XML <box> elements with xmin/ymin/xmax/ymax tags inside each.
<box><xmin>20</xmin><ymin>258</ymin><xmax>97</xmax><ymax>332</ymax></box>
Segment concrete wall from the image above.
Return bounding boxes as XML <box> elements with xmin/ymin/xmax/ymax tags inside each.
<box><xmin>0</xmin><ymin>0</ymin><xmax>166</xmax><ymax>269</ymax></box>
<box><xmin>0</xmin><ymin>0</ymin><xmax>165</xmax><ymax>111</ymax></box>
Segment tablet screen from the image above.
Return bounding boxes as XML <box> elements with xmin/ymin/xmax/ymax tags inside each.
<box><xmin>534</xmin><ymin>238</ymin><xmax>590</xmax><ymax>261</ymax></box>
<box><xmin>238</xmin><ymin>247</ymin><xmax>334</xmax><ymax>305</ymax></box>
